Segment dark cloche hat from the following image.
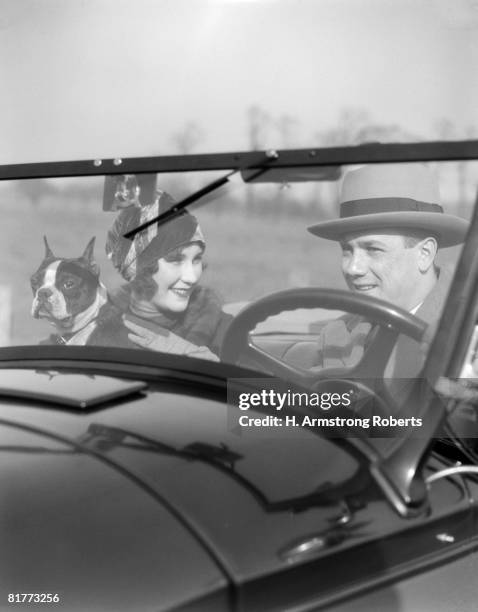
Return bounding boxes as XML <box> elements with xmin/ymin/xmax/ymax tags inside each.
<box><xmin>105</xmin><ymin>189</ymin><xmax>204</xmax><ymax>281</ymax></box>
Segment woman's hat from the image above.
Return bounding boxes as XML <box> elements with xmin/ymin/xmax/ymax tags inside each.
<box><xmin>105</xmin><ymin>190</ymin><xmax>204</xmax><ymax>281</ymax></box>
<box><xmin>307</xmin><ymin>163</ymin><xmax>469</xmax><ymax>247</ymax></box>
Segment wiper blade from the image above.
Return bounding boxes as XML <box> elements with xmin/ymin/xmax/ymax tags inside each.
<box><xmin>124</xmin><ymin>170</ymin><xmax>235</xmax><ymax>238</ymax></box>
<box><xmin>124</xmin><ymin>163</ymin><xmax>272</xmax><ymax>240</ymax></box>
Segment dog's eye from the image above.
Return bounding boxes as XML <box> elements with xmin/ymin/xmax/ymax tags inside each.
<box><xmin>63</xmin><ymin>280</ymin><xmax>76</xmax><ymax>290</ymax></box>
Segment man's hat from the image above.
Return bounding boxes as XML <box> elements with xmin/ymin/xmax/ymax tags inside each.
<box><xmin>307</xmin><ymin>163</ymin><xmax>468</xmax><ymax>247</ymax></box>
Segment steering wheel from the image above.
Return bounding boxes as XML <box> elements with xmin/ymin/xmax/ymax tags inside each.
<box><xmin>220</xmin><ymin>288</ymin><xmax>427</xmax><ymax>389</ymax></box>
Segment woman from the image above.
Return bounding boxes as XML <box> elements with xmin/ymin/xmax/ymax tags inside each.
<box><xmin>105</xmin><ymin>188</ymin><xmax>231</xmax><ymax>360</ymax></box>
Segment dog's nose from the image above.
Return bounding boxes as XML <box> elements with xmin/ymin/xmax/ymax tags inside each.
<box><xmin>37</xmin><ymin>287</ymin><xmax>53</xmax><ymax>300</ymax></box>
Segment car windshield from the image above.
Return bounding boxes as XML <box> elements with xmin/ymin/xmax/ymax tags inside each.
<box><xmin>1</xmin><ymin>0</ymin><xmax>478</xmax><ymax>473</ymax></box>
<box><xmin>0</xmin><ymin>158</ymin><xmax>476</xmax><ymax>381</ymax></box>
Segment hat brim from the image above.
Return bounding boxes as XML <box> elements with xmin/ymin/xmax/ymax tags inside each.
<box><xmin>307</xmin><ymin>212</ymin><xmax>469</xmax><ymax>248</ymax></box>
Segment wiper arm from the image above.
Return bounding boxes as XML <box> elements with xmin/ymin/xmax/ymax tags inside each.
<box><xmin>124</xmin><ymin>163</ymin><xmax>272</xmax><ymax>240</ymax></box>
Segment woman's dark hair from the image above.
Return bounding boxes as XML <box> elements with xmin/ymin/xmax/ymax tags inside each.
<box><xmin>130</xmin><ymin>259</ymin><xmax>160</xmax><ymax>301</ymax></box>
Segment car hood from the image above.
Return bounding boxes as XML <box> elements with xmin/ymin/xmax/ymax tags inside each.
<box><xmin>0</xmin><ymin>373</ymin><xmax>388</xmax><ymax>584</ymax></box>
<box><xmin>1</xmin><ymin>370</ymin><xmax>470</xmax><ymax>610</ymax></box>
<box><xmin>0</xmin><ymin>410</ymin><xmax>229</xmax><ymax>611</ymax></box>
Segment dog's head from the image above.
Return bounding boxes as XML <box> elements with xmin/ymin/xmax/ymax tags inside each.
<box><xmin>30</xmin><ymin>237</ymin><xmax>101</xmax><ymax>332</ymax></box>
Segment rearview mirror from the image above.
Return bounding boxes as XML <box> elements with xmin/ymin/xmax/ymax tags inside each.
<box><xmin>241</xmin><ymin>165</ymin><xmax>342</xmax><ymax>183</ymax></box>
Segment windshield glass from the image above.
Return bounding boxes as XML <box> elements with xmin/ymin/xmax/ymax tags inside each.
<box><xmin>1</xmin><ymin>160</ymin><xmax>476</xmax><ymax>382</ymax></box>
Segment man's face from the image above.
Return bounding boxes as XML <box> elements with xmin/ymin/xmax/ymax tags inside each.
<box><xmin>340</xmin><ymin>232</ymin><xmax>424</xmax><ymax>310</ymax></box>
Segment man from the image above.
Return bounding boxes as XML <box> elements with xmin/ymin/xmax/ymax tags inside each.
<box><xmin>283</xmin><ymin>163</ymin><xmax>469</xmax><ymax>380</ymax></box>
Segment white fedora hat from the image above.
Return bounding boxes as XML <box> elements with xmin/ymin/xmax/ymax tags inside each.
<box><xmin>308</xmin><ymin>163</ymin><xmax>468</xmax><ymax>247</ymax></box>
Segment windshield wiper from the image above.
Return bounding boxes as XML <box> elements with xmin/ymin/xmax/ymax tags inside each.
<box><xmin>123</xmin><ymin>161</ymin><xmax>273</xmax><ymax>240</ymax></box>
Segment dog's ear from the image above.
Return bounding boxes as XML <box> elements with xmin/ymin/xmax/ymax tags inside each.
<box><xmin>81</xmin><ymin>237</ymin><xmax>100</xmax><ymax>276</ymax></box>
<box><xmin>43</xmin><ymin>236</ymin><xmax>55</xmax><ymax>259</ymax></box>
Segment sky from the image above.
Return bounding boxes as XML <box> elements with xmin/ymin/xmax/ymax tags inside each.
<box><xmin>0</xmin><ymin>0</ymin><xmax>477</xmax><ymax>163</ymax></box>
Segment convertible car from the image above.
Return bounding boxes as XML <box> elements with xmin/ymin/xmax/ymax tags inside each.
<box><xmin>2</xmin><ymin>140</ymin><xmax>478</xmax><ymax>611</ymax></box>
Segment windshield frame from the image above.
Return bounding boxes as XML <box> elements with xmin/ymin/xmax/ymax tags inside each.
<box><xmin>1</xmin><ymin>139</ymin><xmax>478</xmax><ymax>181</ymax></box>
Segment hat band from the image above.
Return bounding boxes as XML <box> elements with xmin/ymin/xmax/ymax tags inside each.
<box><xmin>340</xmin><ymin>197</ymin><xmax>443</xmax><ymax>218</ymax></box>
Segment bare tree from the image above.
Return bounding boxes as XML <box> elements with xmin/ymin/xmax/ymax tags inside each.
<box><xmin>315</xmin><ymin>107</ymin><xmax>419</xmax><ymax>146</ymax></box>
<box><xmin>276</xmin><ymin>114</ymin><xmax>300</xmax><ymax>148</ymax></box>
<box><xmin>172</xmin><ymin>121</ymin><xmax>204</xmax><ymax>154</ymax></box>
<box><xmin>16</xmin><ymin>179</ymin><xmax>58</xmax><ymax>206</ymax></box>
<box><xmin>247</xmin><ymin>105</ymin><xmax>271</xmax><ymax>150</ymax></box>
<box><xmin>434</xmin><ymin>119</ymin><xmax>477</xmax><ymax>215</ymax></box>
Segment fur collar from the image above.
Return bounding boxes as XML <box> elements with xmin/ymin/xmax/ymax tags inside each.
<box><xmin>110</xmin><ymin>284</ymin><xmax>229</xmax><ymax>348</ymax></box>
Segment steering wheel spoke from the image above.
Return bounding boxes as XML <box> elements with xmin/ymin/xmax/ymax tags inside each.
<box><xmin>238</xmin><ymin>337</ymin><xmax>319</xmax><ymax>386</ymax></box>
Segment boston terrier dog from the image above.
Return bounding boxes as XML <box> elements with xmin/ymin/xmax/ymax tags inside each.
<box><xmin>30</xmin><ymin>237</ymin><xmax>130</xmax><ymax>346</ymax></box>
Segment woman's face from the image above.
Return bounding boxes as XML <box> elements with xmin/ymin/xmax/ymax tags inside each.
<box><xmin>150</xmin><ymin>243</ymin><xmax>204</xmax><ymax>313</ymax></box>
